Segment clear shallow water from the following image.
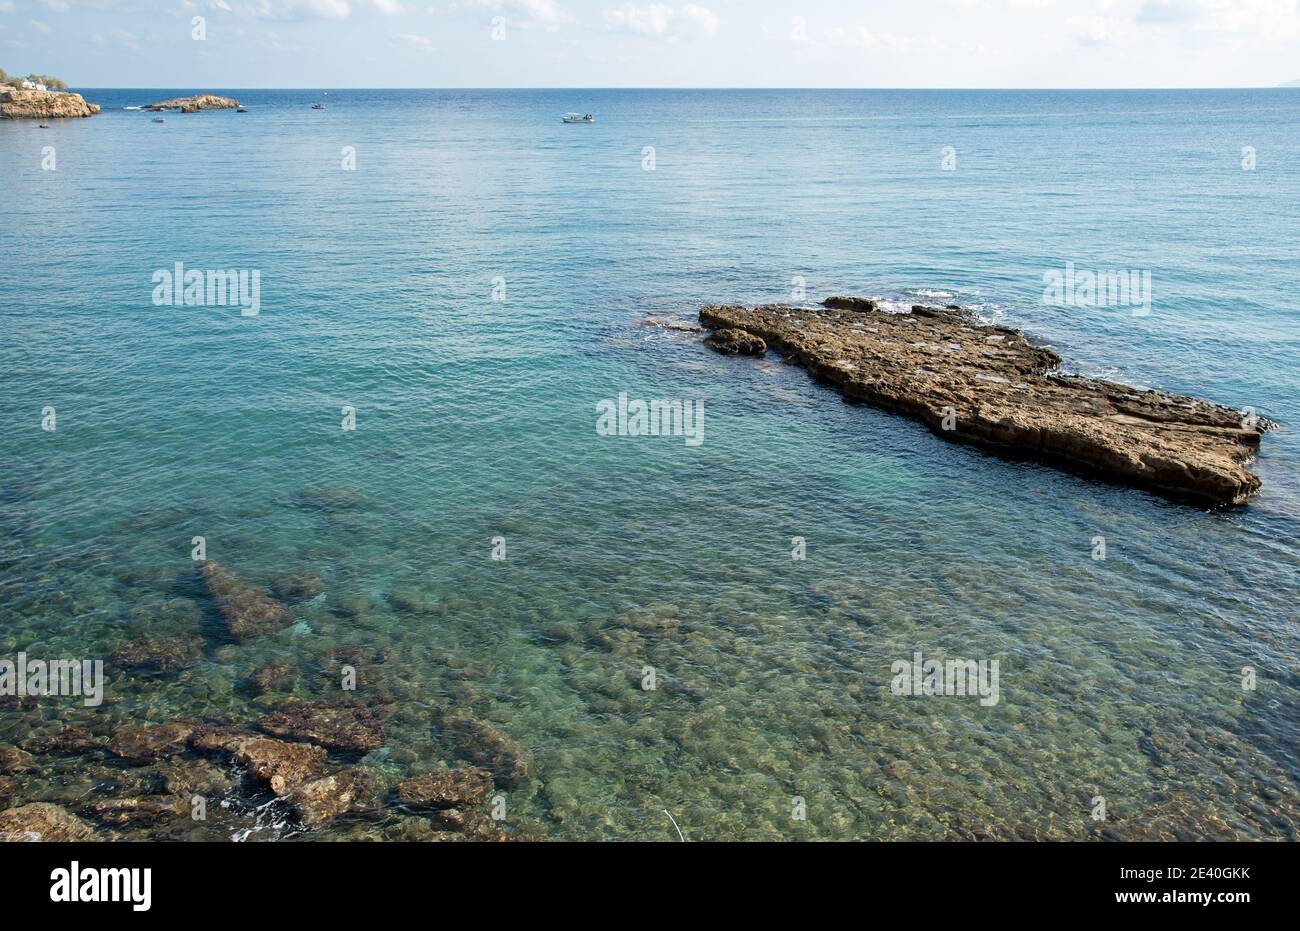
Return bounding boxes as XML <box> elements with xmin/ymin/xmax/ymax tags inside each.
<box><xmin>1</xmin><ymin>88</ymin><xmax>1298</xmax><ymax>840</ymax></box>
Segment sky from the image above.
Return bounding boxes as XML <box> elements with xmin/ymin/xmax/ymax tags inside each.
<box><xmin>2</xmin><ymin>0</ymin><xmax>1299</xmax><ymax>89</ymax></box>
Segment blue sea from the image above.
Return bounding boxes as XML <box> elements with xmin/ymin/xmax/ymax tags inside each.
<box><xmin>2</xmin><ymin>88</ymin><xmax>1298</xmax><ymax>840</ymax></box>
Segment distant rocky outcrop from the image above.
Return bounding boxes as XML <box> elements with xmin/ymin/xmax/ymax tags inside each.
<box><xmin>142</xmin><ymin>94</ymin><xmax>239</xmax><ymax>113</ymax></box>
<box><xmin>699</xmin><ymin>298</ymin><xmax>1273</xmax><ymax>506</ymax></box>
<box><xmin>0</xmin><ymin>88</ymin><xmax>99</xmax><ymax>120</ymax></box>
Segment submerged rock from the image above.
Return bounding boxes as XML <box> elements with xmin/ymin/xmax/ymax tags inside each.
<box><xmin>640</xmin><ymin>316</ymin><xmax>705</xmax><ymax>333</ymax></box>
<box><xmin>248</xmin><ymin>662</ymin><xmax>297</xmax><ymax>696</ymax></box>
<box><xmin>290</xmin><ymin>770</ymin><xmax>363</xmax><ymax>827</ymax></box>
<box><xmin>188</xmin><ymin>724</ymin><xmax>257</xmax><ymax>753</ymax></box>
<box><xmin>82</xmin><ymin>795</ymin><xmax>188</xmax><ymax>827</ymax></box>
<box><xmin>386</xmin><ymin>589</ymin><xmax>440</xmax><ymax>615</ymax></box>
<box><xmin>258</xmin><ymin>698</ymin><xmax>385</xmax><ymax>753</ymax></box>
<box><xmin>424</xmin><ymin>807</ymin><xmax>495</xmax><ymax>836</ymax></box>
<box><xmin>704</xmin><ymin>327</ymin><xmax>766</xmax><ymax>356</ymax></box>
<box><xmin>698</xmin><ymin>299</ymin><xmax>1274</xmax><ymax>506</ymax></box>
<box><xmin>150</xmin><ymin>758</ymin><xmax>234</xmax><ymax>797</ymax></box>
<box><xmin>107</xmin><ymin>722</ymin><xmax>195</xmax><ymax>764</ymax></box>
<box><xmin>619</xmin><ymin>605</ymin><xmax>682</xmax><ymax>634</ymax></box>
<box><xmin>0</xmin><ymin>803</ymin><xmax>97</xmax><ymax>841</ymax></box>
<box><xmin>24</xmin><ymin>725</ymin><xmax>102</xmax><ymax>756</ymax></box>
<box><xmin>111</xmin><ymin>635</ymin><xmax>203</xmax><ymax>672</ymax></box>
<box><xmin>272</xmin><ymin>570</ymin><xmax>324</xmax><ymax>603</ymax></box>
<box><xmin>229</xmin><ymin>737</ymin><xmax>327</xmax><ymax>796</ymax></box>
<box><xmin>424</xmin><ymin>808</ymin><xmax>543</xmax><ymax>842</ymax></box>
<box><xmin>316</xmin><ymin>643</ymin><xmax>393</xmax><ymax>671</ymax></box>
<box><xmin>0</xmin><ymin>742</ymin><xmax>34</xmax><ymax>775</ymax></box>
<box><xmin>296</xmin><ymin>485</ymin><xmax>365</xmax><ymax>513</ymax></box>
<box><xmin>199</xmin><ymin>561</ymin><xmax>295</xmax><ymax>642</ymax></box>
<box><xmin>396</xmin><ymin>768</ymin><xmax>494</xmax><ymax>808</ymax></box>
<box><xmin>446</xmin><ymin>717</ymin><xmax>532</xmax><ymax>789</ymax></box>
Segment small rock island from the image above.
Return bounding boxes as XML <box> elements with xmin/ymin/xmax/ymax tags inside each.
<box><xmin>143</xmin><ymin>94</ymin><xmax>240</xmax><ymax>113</ymax></box>
<box><xmin>700</xmin><ymin>298</ymin><xmax>1271</xmax><ymax>506</ymax></box>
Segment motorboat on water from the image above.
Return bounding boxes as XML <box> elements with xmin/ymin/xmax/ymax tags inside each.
<box><xmin>562</xmin><ymin>112</ymin><xmax>595</xmax><ymax>124</ymax></box>
<box><xmin>311</xmin><ymin>103</ymin><xmax>325</xmax><ymax>110</ymax></box>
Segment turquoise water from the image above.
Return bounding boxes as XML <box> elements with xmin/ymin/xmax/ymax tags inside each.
<box><xmin>2</xmin><ymin>89</ymin><xmax>1298</xmax><ymax>840</ymax></box>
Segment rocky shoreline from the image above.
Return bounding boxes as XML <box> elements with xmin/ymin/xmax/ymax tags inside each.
<box><xmin>699</xmin><ymin>298</ymin><xmax>1272</xmax><ymax>506</ymax></box>
<box><xmin>0</xmin><ymin>88</ymin><xmax>99</xmax><ymax>119</ymax></box>
<box><xmin>0</xmin><ymin>558</ymin><xmax>540</xmax><ymax>842</ymax></box>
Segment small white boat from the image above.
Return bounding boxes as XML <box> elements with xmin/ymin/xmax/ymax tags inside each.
<box><xmin>311</xmin><ymin>103</ymin><xmax>325</xmax><ymax>110</ymax></box>
<box><xmin>562</xmin><ymin>112</ymin><xmax>595</xmax><ymax>124</ymax></box>
<box><xmin>151</xmin><ymin>117</ymin><xmax>165</xmax><ymax>123</ymax></box>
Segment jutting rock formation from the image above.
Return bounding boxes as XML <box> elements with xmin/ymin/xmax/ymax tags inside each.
<box><xmin>699</xmin><ymin>298</ymin><xmax>1271</xmax><ymax>506</ymax></box>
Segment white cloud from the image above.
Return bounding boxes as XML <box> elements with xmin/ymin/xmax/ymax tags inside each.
<box><xmin>603</xmin><ymin>2</ymin><xmax>670</xmax><ymax>35</ymax></box>
<box><xmin>226</xmin><ymin>0</ymin><xmax>353</xmax><ymax>21</ymax></box>
<box><xmin>1199</xmin><ymin>0</ymin><xmax>1299</xmax><ymax>40</ymax></box>
<box><xmin>603</xmin><ymin>3</ymin><xmax>718</xmax><ymax>39</ymax></box>
<box><xmin>816</xmin><ymin>24</ymin><xmax>914</xmax><ymax>51</ymax></box>
<box><xmin>392</xmin><ymin>30</ymin><xmax>434</xmax><ymax>48</ymax></box>
<box><xmin>30</xmin><ymin>18</ymin><xmax>52</xmax><ymax>32</ymax></box>
<box><xmin>1068</xmin><ymin>13</ymin><xmax>1133</xmax><ymax>45</ymax></box>
<box><xmin>1135</xmin><ymin>0</ymin><xmax>1203</xmax><ymax>23</ymax></box>
<box><xmin>40</xmin><ymin>0</ymin><xmax>71</xmax><ymax>12</ymax></box>
<box><xmin>681</xmin><ymin>4</ymin><xmax>716</xmax><ymax>35</ymax></box>
<box><xmin>472</xmin><ymin>0</ymin><xmax>569</xmax><ymax>28</ymax></box>
<box><xmin>0</xmin><ymin>0</ymin><xmax>15</xmax><ymax>12</ymax></box>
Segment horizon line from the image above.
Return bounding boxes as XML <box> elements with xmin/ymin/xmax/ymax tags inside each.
<box><xmin>67</xmin><ymin>85</ymin><xmax>1300</xmax><ymax>92</ymax></box>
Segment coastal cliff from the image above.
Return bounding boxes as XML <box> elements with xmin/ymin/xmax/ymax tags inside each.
<box><xmin>0</xmin><ymin>88</ymin><xmax>99</xmax><ymax>119</ymax></box>
<box><xmin>699</xmin><ymin>298</ymin><xmax>1272</xmax><ymax>506</ymax></box>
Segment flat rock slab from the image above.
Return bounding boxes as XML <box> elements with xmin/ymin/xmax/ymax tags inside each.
<box><xmin>699</xmin><ymin>298</ymin><xmax>1270</xmax><ymax>506</ymax></box>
